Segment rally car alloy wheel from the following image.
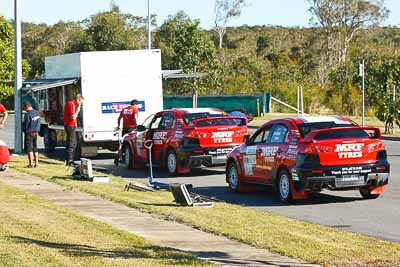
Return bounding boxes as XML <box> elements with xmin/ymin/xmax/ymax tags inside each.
<box><xmin>278</xmin><ymin>170</ymin><xmax>292</xmax><ymax>202</ymax></box>
<box><xmin>227</xmin><ymin>162</ymin><xmax>239</xmax><ymax>192</ymax></box>
<box><xmin>124</xmin><ymin>144</ymin><xmax>132</xmax><ymax>169</ymax></box>
<box><xmin>167</xmin><ymin>150</ymin><xmax>177</xmax><ymax>176</ymax></box>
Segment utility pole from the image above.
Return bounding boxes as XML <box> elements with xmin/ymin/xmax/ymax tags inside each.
<box><xmin>300</xmin><ymin>85</ymin><xmax>304</xmax><ymax>115</ymax></box>
<box><xmin>147</xmin><ymin>0</ymin><xmax>151</xmax><ymax>49</ymax></box>
<box><xmin>359</xmin><ymin>60</ymin><xmax>365</xmax><ymax>127</ymax></box>
<box><xmin>394</xmin><ymin>85</ymin><xmax>396</xmax><ymax>134</ymax></box>
<box><xmin>297</xmin><ymin>85</ymin><xmax>300</xmax><ymax>116</ymax></box>
<box><xmin>14</xmin><ymin>0</ymin><xmax>23</xmax><ymax>153</ymax></box>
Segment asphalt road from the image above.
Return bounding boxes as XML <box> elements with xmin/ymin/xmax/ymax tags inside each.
<box><xmin>2</xmin><ymin>114</ymin><xmax>400</xmax><ymax>242</ymax></box>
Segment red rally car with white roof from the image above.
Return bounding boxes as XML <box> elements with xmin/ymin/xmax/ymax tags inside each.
<box><xmin>122</xmin><ymin>108</ymin><xmax>249</xmax><ymax>175</ymax></box>
<box><xmin>226</xmin><ymin>116</ymin><xmax>390</xmax><ymax>202</ymax></box>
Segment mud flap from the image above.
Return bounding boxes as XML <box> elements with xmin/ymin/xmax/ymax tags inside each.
<box><xmin>177</xmin><ymin>163</ymin><xmax>190</xmax><ymax>175</ymax></box>
<box><xmin>291</xmin><ymin>182</ymin><xmax>308</xmax><ymax>200</ymax></box>
<box><xmin>370</xmin><ymin>185</ymin><xmax>386</xmax><ymax>195</ymax></box>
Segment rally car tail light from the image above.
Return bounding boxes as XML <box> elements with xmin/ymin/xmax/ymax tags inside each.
<box><xmin>187</xmin><ymin>131</ymin><xmax>200</xmax><ymax>138</ymax></box>
<box><xmin>316</xmin><ymin>145</ymin><xmax>333</xmax><ymax>153</ymax></box>
<box><xmin>235</xmin><ymin>128</ymin><xmax>249</xmax><ymax>135</ymax></box>
<box><xmin>200</xmin><ymin>133</ymin><xmax>210</xmax><ymax>138</ymax></box>
<box><xmin>367</xmin><ymin>142</ymin><xmax>385</xmax><ymax>152</ymax></box>
<box><xmin>304</xmin><ymin>145</ymin><xmax>333</xmax><ymax>153</ymax></box>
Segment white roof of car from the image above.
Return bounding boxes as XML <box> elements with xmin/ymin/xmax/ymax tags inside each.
<box><xmin>180</xmin><ymin>108</ymin><xmax>222</xmax><ymax>114</ymax></box>
<box><xmin>297</xmin><ymin>116</ymin><xmax>352</xmax><ymax>124</ymax></box>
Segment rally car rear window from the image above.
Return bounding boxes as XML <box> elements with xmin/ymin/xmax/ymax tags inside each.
<box><xmin>196</xmin><ymin>118</ymin><xmax>237</xmax><ymax>127</ymax></box>
<box><xmin>298</xmin><ymin>122</ymin><xmax>368</xmax><ymax>139</ymax></box>
<box><xmin>182</xmin><ymin>112</ymin><xmax>224</xmax><ymax>125</ymax></box>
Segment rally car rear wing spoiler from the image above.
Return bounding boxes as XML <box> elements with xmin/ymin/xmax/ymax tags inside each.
<box><xmin>188</xmin><ymin>116</ymin><xmax>247</xmax><ymax>127</ymax></box>
<box><xmin>303</xmin><ymin>126</ymin><xmax>382</xmax><ymax>143</ymax></box>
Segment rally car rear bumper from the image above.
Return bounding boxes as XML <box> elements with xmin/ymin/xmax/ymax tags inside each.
<box><xmin>177</xmin><ymin>146</ymin><xmax>236</xmax><ymax>167</ymax></box>
<box><xmin>292</xmin><ymin>161</ymin><xmax>390</xmax><ymax>191</ymax></box>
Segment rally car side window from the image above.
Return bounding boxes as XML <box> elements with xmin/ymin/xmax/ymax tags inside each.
<box><xmin>142</xmin><ymin>114</ymin><xmax>155</xmax><ymax>129</ymax></box>
<box><xmin>159</xmin><ymin>113</ymin><xmax>176</xmax><ymax>130</ymax></box>
<box><xmin>150</xmin><ymin>116</ymin><xmax>162</xmax><ymax>129</ymax></box>
<box><xmin>268</xmin><ymin>124</ymin><xmax>289</xmax><ymax>144</ymax></box>
<box><xmin>250</xmin><ymin>125</ymin><xmax>272</xmax><ymax>144</ymax></box>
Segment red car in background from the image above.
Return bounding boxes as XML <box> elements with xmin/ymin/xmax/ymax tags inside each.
<box><xmin>226</xmin><ymin>116</ymin><xmax>390</xmax><ymax>202</ymax></box>
<box><xmin>122</xmin><ymin>108</ymin><xmax>249</xmax><ymax>175</ymax></box>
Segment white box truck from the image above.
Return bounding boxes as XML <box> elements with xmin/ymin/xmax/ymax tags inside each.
<box><xmin>23</xmin><ymin>50</ymin><xmax>163</xmax><ymax>157</ymax></box>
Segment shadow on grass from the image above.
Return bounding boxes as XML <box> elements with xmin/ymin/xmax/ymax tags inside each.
<box><xmin>137</xmin><ymin>202</ymin><xmax>178</xmax><ymax>207</ymax></box>
<box><xmin>9</xmin><ymin>236</ymin><xmax>308</xmax><ymax>267</ymax></box>
<box><xmin>9</xmin><ymin>236</ymin><xmax>204</xmax><ymax>263</ymax></box>
<box><xmin>191</xmin><ymin>186</ymin><xmax>362</xmax><ymax>207</ymax></box>
<box><xmin>193</xmin><ymin>250</ymin><xmax>307</xmax><ymax>267</ymax></box>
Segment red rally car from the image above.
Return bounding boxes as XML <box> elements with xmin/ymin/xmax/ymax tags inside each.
<box><xmin>226</xmin><ymin>116</ymin><xmax>390</xmax><ymax>202</ymax></box>
<box><xmin>122</xmin><ymin>108</ymin><xmax>249</xmax><ymax>175</ymax></box>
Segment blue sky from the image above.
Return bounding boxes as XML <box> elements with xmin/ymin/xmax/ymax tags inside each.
<box><xmin>0</xmin><ymin>0</ymin><xmax>399</xmax><ymax>28</ymax></box>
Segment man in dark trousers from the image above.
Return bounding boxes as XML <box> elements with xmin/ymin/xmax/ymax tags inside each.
<box><xmin>22</xmin><ymin>102</ymin><xmax>41</xmax><ymax>168</ymax></box>
<box><xmin>64</xmin><ymin>94</ymin><xmax>84</xmax><ymax>166</ymax></box>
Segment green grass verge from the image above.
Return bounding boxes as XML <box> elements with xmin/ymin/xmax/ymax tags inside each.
<box><xmin>0</xmin><ymin>179</ymin><xmax>212</xmax><ymax>267</ymax></box>
<box><xmin>10</xmin><ymin>155</ymin><xmax>400</xmax><ymax>267</ymax></box>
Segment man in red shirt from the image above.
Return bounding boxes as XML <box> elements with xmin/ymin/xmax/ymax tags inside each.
<box><xmin>64</xmin><ymin>94</ymin><xmax>84</xmax><ymax>165</ymax></box>
<box><xmin>0</xmin><ymin>103</ymin><xmax>8</xmax><ymax>129</ymax></box>
<box><xmin>117</xmin><ymin>99</ymin><xmax>139</xmax><ymax>136</ymax></box>
<box><xmin>114</xmin><ymin>99</ymin><xmax>139</xmax><ymax>165</ymax></box>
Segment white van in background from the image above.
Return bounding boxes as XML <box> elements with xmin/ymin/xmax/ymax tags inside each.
<box><xmin>23</xmin><ymin>49</ymin><xmax>163</xmax><ymax>157</ymax></box>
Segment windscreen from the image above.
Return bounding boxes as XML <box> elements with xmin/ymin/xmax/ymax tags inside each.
<box><xmin>297</xmin><ymin>121</ymin><xmax>369</xmax><ymax>139</ymax></box>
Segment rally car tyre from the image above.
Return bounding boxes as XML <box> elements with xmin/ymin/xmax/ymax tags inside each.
<box><xmin>227</xmin><ymin>162</ymin><xmax>240</xmax><ymax>193</ymax></box>
<box><xmin>278</xmin><ymin>170</ymin><xmax>293</xmax><ymax>202</ymax></box>
<box><xmin>359</xmin><ymin>188</ymin><xmax>380</xmax><ymax>199</ymax></box>
<box><xmin>166</xmin><ymin>149</ymin><xmax>177</xmax><ymax>176</ymax></box>
<box><xmin>123</xmin><ymin>144</ymin><xmax>133</xmax><ymax>169</ymax></box>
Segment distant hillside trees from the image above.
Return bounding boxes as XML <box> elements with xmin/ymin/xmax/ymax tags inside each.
<box><xmin>308</xmin><ymin>0</ymin><xmax>389</xmax><ymax>83</ymax></box>
<box><xmin>1</xmin><ymin>2</ymin><xmax>399</xmax><ymax>123</ymax></box>
<box><xmin>155</xmin><ymin>11</ymin><xmax>224</xmax><ymax>95</ymax></box>
<box><xmin>214</xmin><ymin>0</ymin><xmax>246</xmax><ymax>49</ymax></box>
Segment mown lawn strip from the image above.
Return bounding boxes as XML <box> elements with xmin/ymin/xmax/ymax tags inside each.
<box><xmin>0</xmin><ymin>179</ymin><xmax>212</xmax><ymax>267</ymax></box>
<box><xmin>10</xmin><ymin>155</ymin><xmax>400</xmax><ymax>267</ymax></box>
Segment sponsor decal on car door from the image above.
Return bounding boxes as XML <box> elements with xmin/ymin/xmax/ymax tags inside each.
<box><xmin>151</xmin><ymin>113</ymin><xmax>176</xmax><ymax>162</ymax></box>
<box><xmin>253</xmin><ymin>124</ymin><xmax>289</xmax><ymax>183</ymax></box>
<box><xmin>240</xmin><ymin>124</ymin><xmax>272</xmax><ymax>180</ymax></box>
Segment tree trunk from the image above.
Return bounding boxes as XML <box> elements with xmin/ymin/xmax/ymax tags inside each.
<box><xmin>218</xmin><ymin>31</ymin><xmax>223</xmax><ymax>49</ymax></box>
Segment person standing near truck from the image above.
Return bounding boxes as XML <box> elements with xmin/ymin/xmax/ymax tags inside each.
<box><xmin>64</xmin><ymin>94</ymin><xmax>84</xmax><ymax>166</ymax></box>
<box><xmin>22</xmin><ymin>102</ymin><xmax>41</xmax><ymax>168</ymax></box>
<box><xmin>114</xmin><ymin>99</ymin><xmax>139</xmax><ymax>165</ymax></box>
<box><xmin>117</xmin><ymin>99</ymin><xmax>139</xmax><ymax>135</ymax></box>
<box><xmin>0</xmin><ymin>102</ymin><xmax>8</xmax><ymax>129</ymax></box>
